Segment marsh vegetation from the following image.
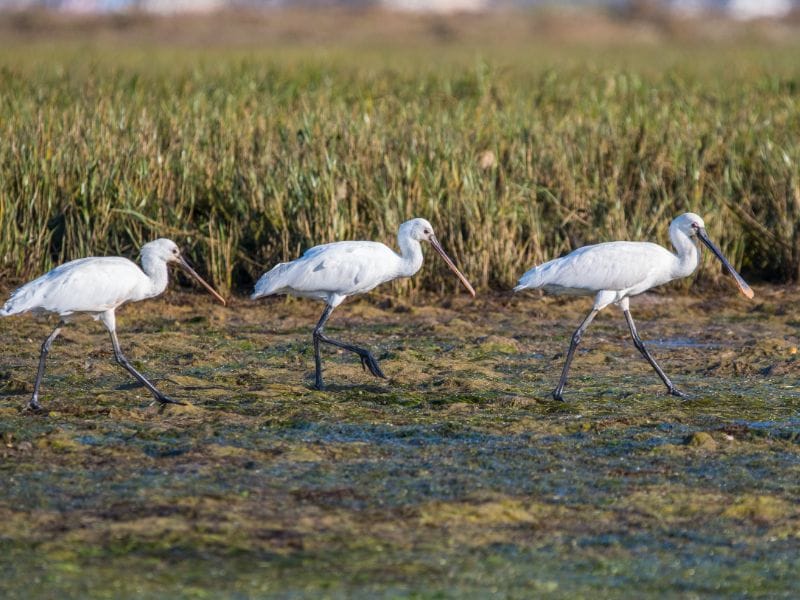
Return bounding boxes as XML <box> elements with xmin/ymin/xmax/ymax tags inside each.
<box><xmin>0</xmin><ymin>11</ymin><xmax>799</xmax><ymax>295</ymax></box>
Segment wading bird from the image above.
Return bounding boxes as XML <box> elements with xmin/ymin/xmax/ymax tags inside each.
<box><xmin>515</xmin><ymin>213</ymin><xmax>753</xmax><ymax>401</ymax></box>
<box><xmin>252</xmin><ymin>218</ymin><xmax>475</xmax><ymax>389</ymax></box>
<box><xmin>0</xmin><ymin>239</ymin><xmax>226</xmax><ymax>410</ymax></box>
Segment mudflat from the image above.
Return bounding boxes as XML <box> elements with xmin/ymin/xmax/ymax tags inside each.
<box><xmin>0</xmin><ymin>285</ymin><xmax>797</xmax><ymax>597</ymax></box>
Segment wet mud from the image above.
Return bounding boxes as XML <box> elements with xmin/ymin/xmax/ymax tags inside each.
<box><xmin>0</xmin><ymin>285</ymin><xmax>798</xmax><ymax>597</ymax></box>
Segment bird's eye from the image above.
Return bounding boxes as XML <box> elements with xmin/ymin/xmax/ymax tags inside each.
<box><xmin>691</xmin><ymin>223</ymin><xmax>700</xmax><ymax>230</ymax></box>
<box><xmin>423</xmin><ymin>229</ymin><xmax>431</xmax><ymax>235</ymax></box>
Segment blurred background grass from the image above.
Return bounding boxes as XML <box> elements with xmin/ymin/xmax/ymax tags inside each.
<box><xmin>0</xmin><ymin>8</ymin><xmax>798</xmax><ymax>295</ymax></box>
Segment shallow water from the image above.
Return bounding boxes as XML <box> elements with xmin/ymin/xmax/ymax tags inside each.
<box><xmin>647</xmin><ymin>337</ymin><xmax>721</xmax><ymax>349</ymax></box>
<box><xmin>0</xmin><ymin>286</ymin><xmax>798</xmax><ymax>598</ymax></box>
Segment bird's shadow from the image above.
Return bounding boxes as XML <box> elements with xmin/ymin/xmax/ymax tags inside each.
<box><xmin>163</xmin><ymin>377</ymin><xmax>225</xmax><ymax>391</ymax></box>
<box><xmin>309</xmin><ymin>382</ymin><xmax>389</xmax><ymax>394</ymax></box>
<box><xmin>114</xmin><ymin>381</ymin><xmax>150</xmax><ymax>391</ymax></box>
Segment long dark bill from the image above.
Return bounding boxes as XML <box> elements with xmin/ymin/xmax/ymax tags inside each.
<box><xmin>696</xmin><ymin>228</ymin><xmax>754</xmax><ymax>299</ymax></box>
<box><xmin>178</xmin><ymin>256</ymin><xmax>227</xmax><ymax>305</ymax></box>
<box><xmin>429</xmin><ymin>236</ymin><xmax>476</xmax><ymax>297</ymax></box>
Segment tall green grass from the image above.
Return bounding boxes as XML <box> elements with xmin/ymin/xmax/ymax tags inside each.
<box><xmin>0</xmin><ymin>45</ymin><xmax>798</xmax><ymax>295</ymax></box>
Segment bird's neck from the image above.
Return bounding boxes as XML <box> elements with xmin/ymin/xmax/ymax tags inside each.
<box><xmin>140</xmin><ymin>253</ymin><xmax>170</xmax><ymax>298</ymax></box>
<box><xmin>670</xmin><ymin>226</ymin><xmax>700</xmax><ymax>279</ymax></box>
<box><xmin>397</xmin><ymin>234</ymin><xmax>424</xmax><ymax>277</ymax></box>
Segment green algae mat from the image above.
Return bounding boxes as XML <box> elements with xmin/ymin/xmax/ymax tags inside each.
<box><xmin>1</xmin><ymin>287</ymin><xmax>798</xmax><ymax>598</ymax></box>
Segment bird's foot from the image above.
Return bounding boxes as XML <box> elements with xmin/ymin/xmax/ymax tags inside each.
<box><xmin>550</xmin><ymin>389</ymin><xmax>566</xmax><ymax>402</ymax></box>
<box><xmin>153</xmin><ymin>393</ymin><xmax>185</xmax><ymax>406</ymax></box>
<box><xmin>312</xmin><ymin>365</ymin><xmax>325</xmax><ymax>391</ymax></box>
<box><xmin>359</xmin><ymin>352</ymin><xmax>386</xmax><ymax>379</ymax></box>
<box><xmin>668</xmin><ymin>387</ymin><xmax>689</xmax><ymax>399</ymax></box>
<box><xmin>24</xmin><ymin>397</ymin><xmax>44</xmax><ymax>413</ymax></box>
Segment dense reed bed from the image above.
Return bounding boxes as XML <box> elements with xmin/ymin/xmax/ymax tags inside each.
<box><xmin>0</xmin><ymin>35</ymin><xmax>798</xmax><ymax>295</ymax></box>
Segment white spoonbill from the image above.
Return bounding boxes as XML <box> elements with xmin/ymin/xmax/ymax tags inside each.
<box><xmin>0</xmin><ymin>239</ymin><xmax>226</xmax><ymax>411</ymax></box>
<box><xmin>252</xmin><ymin>218</ymin><xmax>475</xmax><ymax>389</ymax></box>
<box><xmin>514</xmin><ymin>212</ymin><xmax>754</xmax><ymax>401</ymax></box>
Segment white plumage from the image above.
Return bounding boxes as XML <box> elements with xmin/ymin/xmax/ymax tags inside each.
<box><xmin>516</xmin><ymin>241</ymin><xmax>678</xmax><ymax>303</ymax></box>
<box><xmin>1</xmin><ymin>239</ymin><xmax>226</xmax><ymax>411</ymax></box>
<box><xmin>253</xmin><ymin>241</ymin><xmax>415</xmax><ymax>308</ymax></box>
<box><xmin>252</xmin><ymin>218</ymin><xmax>475</xmax><ymax>389</ymax></box>
<box><xmin>3</xmin><ymin>257</ymin><xmax>165</xmax><ymax>318</ymax></box>
<box><xmin>515</xmin><ymin>212</ymin><xmax>754</xmax><ymax>400</ymax></box>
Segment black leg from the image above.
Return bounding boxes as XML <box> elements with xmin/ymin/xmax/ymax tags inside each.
<box><xmin>552</xmin><ymin>309</ymin><xmax>598</xmax><ymax>401</ymax></box>
<box><xmin>623</xmin><ymin>309</ymin><xmax>687</xmax><ymax>398</ymax></box>
<box><xmin>108</xmin><ymin>328</ymin><xmax>183</xmax><ymax>406</ymax></box>
<box><xmin>28</xmin><ymin>322</ymin><xmax>64</xmax><ymax>411</ymax></box>
<box><xmin>312</xmin><ymin>305</ymin><xmax>333</xmax><ymax>390</ymax></box>
<box><xmin>312</xmin><ymin>304</ymin><xmax>386</xmax><ymax>390</ymax></box>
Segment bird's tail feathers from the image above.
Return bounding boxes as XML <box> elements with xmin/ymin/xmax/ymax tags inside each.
<box><xmin>0</xmin><ymin>299</ymin><xmax>23</xmax><ymax>317</ymax></box>
<box><xmin>514</xmin><ymin>266</ymin><xmax>543</xmax><ymax>292</ymax></box>
<box><xmin>251</xmin><ymin>262</ymin><xmax>289</xmax><ymax>299</ymax></box>
<box><xmin>0</xmin><ymin>283</ymin><xmax>41</xmax><ymax>316</ymax></box>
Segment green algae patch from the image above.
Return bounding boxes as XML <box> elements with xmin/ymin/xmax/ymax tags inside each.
<box><xmin>476</xmin><ymin>335</ymin><xmax>521</xmax><ymax>354</ymax></box>
<box><xmin>35</xmin><ymin>430</ymin><xmax>86</xmax><ymax>453</ymax></box>
<box><xmin>277</xmin><ymin>444</ymin><xmax>325</xmax><ymax>463</ymax></box>
<box><xmin>623</xmin><ymin>488</ymin><xmax>727</xmax><ymax>522</ymax></box>
<box><xmin>722</xmin><ymin>495</ymin><xmax>798</xmax><ymax>524</ymax></box>
<box><xmin>420</xmin><ymin>498</ymin><xmax>568</xmax><ymax>527</ymax></box>
<box><xmin>709</xmin><ymin>338</ymin><xmax>799</xmax><ymax>376</ymax></box>
<box><xmin>0</xmin><ymin>376</ymin><xmax>33</xmax><ymax>395</ymax></box>
<box><xmin>161</xmin><ymin>402</ymin><xmax>205</xmax><ymax>416</ymax></box>
<box><xmin>685</xmin><ymin>431</ymin><xmax>718</xmax><ymax>450</ymax></box>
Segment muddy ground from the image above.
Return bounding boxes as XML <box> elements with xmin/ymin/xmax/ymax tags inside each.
<box><xmin>0</xmin><ymin>284</ymin><xmax>798</xmax><ymax>598</ymax></box>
